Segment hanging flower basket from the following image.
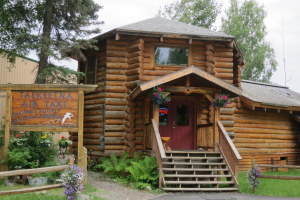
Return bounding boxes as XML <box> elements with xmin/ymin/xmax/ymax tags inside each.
<box><xmin>212</xmin><ymin>94</ymin><xmax>233</xmax><ymax>107</ymax></box>
<box><xmin>152</xmin><ymin>87</ymin><xmax>171</xmax><ymax>105</ymax></box>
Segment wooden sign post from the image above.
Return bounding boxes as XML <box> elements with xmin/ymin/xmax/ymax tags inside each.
<box><xmin>0</xmin><ymin>84</ymin><xmax>97</xmax><ymax>171</ymax></box>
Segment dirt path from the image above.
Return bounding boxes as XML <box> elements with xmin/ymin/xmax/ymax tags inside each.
<box><xmin>88</xmin><ymin>171</ymin><xmax>162</xmax><ymax>200</ymax></box>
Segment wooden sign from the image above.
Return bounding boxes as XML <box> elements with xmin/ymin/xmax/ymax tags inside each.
<box><xmin>11</xmin><ymin>91</ymin><xmax>79</xmax><ymax>127</ymax></box>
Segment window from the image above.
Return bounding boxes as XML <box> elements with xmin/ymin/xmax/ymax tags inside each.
<box><xmin>86</xmin><ymin>55</ymin><xmax>96</xmax><ymax>84</ymax></box>
<box><xmin>155</xmin><ymin>47</ymin><xmax>188</xmax><ymax>66</ymax></box>
<box><xmin>175</xmin><ymin>105</ymin><xmax>189</xmax><ymax>126</ymax></box>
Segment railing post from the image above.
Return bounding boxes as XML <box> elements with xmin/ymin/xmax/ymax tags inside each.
<box><xmin>214</xmin><ymin>106</ymin><xmax>220</xmax><ymax>151</ymax></box>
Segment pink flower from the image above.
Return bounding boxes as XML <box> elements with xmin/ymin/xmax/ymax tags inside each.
<box><xmin>154</xmin><ymin>93</ymin><xmax>159</xmax><ymax>96</ymax></box>
<box><xmin>222</xmin><ymin>96</ymin><xmax>227</xmax><ymax>100</ymax></box>
<box><xmin>157</xmin><ymin>87</ymin><xmax>164</xmax><ymax>92</ymax></box>
<box><xmin>15</xmin><ymin>134</ymin><xmax>21</xmax><ymax>138</ymax></box>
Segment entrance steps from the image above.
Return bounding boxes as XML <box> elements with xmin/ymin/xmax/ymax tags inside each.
<box><xmin>162</xmin><ymin>150</ymin><xmax>239</xmax><ymax>192</ymax></box>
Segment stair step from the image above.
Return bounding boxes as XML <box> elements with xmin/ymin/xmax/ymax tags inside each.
<box><xmin>163</xmin><ymin>168</ymin><xmax>227</xmax><ymax>172</ymax></box>
<box><xmin>164</xmin><ymin>174</ymin><xmax>232</xmax><ymax>178</ymax></box>
<box><xmin>166</xmin><ymin>156</ymin><xmax>222</xmax><ymax>160</ymax></box>
<box><xmin>162</xmin><ymin>187</ymin><xmax>238</xmax><ymax>191</ymax></box>
<box><xmin>165</xmin><ymin>181</ymin><xmax>235</xmax><ymax>184</ymax></box>
<box><xmin>166</xmin><ymin>151</ymin><xmax>220</xmax><ymax>154</ymax></box>
<box><xmin>163</xmin><ymin>162</ymin><xmax>226</xmax><ymax>166</ymax></box>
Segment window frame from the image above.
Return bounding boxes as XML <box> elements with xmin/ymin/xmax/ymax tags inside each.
<box><xmin>152</xmin><ymin>44</ymin><xmax>191</xmax><ymax>67</ymax></box>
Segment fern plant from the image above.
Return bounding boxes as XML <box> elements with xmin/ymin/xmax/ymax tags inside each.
<box><xmin>95</xmin><ymin>152</ymin><xmax>131</xmax><ymax>178</ymax></box>
<box><xmin>126</xmin><ymin>156</ymin><xmax>158</xmax><ymax>189</ymax></box>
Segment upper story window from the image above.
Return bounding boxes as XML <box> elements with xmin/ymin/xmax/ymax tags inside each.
<box><xmin>86</xmin><ymin>55</ymin><xmax>96</xmax><ymax>84</ymax></box>
<box><xmin>154</xmin><ymin>47</ymin><xmax>188</xmax><ymax>66</ymax></box>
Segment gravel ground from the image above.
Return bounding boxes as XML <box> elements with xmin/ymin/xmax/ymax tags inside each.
<box><xmin>87</xmin><ymin>171</ymin><xmax>163</xmax><ymax>200</ymax></box>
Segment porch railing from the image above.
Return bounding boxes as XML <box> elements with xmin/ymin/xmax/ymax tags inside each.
<box><xmin>151</xmin><ymin>119</ymin><xmax>166</xmax><ymax>189</ymax></box>
<box><xmin>217</xmin><ymin>120</ymin><xmax>241</xmax><ymax>179</ymax></box>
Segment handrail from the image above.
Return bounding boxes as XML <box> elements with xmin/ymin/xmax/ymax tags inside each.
<box><xmin>151</xmin><ymin>119</ymin><xmax>166</xmax><ymax>159</ymax></box>
<box><xmin>151</xmin><ymin>119</ymin><xmax>166</xmax><ymax>189</ymax></box>
<box><xmin>217</xmin><ymin>121</ymin><xmax>241</xmax><ymax>160</ymax></box>
<box><xmin>217</xmin><ymin>120</ymin><xmax>241</xmax><ymax>178</ymax></box>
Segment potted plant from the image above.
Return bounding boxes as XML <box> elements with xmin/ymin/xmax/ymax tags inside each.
<box><xmin>152</xmin><ymin>87</ymin><xmax>171</xmax><ymax>105</ymax></box>
<box><xmin>212</xmin><ymin>94</ymin><xmax>233</xmax><ymax>107</ymax></box>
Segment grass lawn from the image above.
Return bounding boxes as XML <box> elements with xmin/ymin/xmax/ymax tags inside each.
<box><xmin>238</xmin><ymin>169</ymin><xmax>300</xmax><ymax>198</ymax></box>
<box><xmin>0</xmin><ymin>183</ymin><xmax>105</xmax><ymax>200</ymax></box>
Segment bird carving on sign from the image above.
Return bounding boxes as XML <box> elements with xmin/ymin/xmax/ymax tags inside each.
<box><xmin>62</xmin><ymin>112</ymin><xmax>74</xmax><ymax>125</ymax></box>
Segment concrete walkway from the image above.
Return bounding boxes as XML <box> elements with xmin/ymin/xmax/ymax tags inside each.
<box><xmin>151</xmin><ymin>193</ymin><xmax>300</xmax><ymax>200</ymax></box>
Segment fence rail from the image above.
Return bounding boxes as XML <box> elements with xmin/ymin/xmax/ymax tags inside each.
<box><xmin>255</xmin><ymin>163</ymin><xmax>300</xmax><ymax>180</ymax></box>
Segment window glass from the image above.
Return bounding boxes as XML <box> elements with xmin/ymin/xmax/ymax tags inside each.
<box><xmin>155</xmin><ymin>47</ymin><xmax>188</xmax><ymax>65</ymax></box>
<box><xmin>86</xmin><ymin>55</ymin><xmax>96</xmax><ymax>84</ymax></box>
<box><xmin>159</xmin><ymin>105</ymin><xmax>168</xmax><ymax>126</ymax></box>
<box><xmin>175</xmin><ymin>105</ymin><xmax>189</xmax><ymax>126</ymax></box>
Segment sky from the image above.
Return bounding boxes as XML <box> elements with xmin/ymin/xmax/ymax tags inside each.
<box><xmin>43</xmin><ymin>0</ymin><xmax>300</xmax><ymax>92</ymax></box>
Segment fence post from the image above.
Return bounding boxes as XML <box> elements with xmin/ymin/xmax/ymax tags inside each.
<box><xmin>83</xmin><ymin>147</ymin><xmax>88</xmax><ymax>184</ymax></box>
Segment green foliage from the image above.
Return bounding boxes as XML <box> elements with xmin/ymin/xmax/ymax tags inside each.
<box><xmin>239</xmin><ymin>170</ymin><xmax>300</xmax><ymax>197</ymax></box>
<box><xmin>96</xmin><ymin>152</ymin><xmax>159</xmax><ymax>190</ymax></box>
<box><xmin>158</xmin><ymin>0</ymin><xmax>221</xmax><ymax>29</ymax></box>
<box><xmin>95</xmin><ymin>152</ymin><xmax>131</xmax><ymax>177</ymax></box>
<box><xmin>126</xmin><ymin>156</ymin><xmax>158</xmax><ymax>189</ymax></box>
<box><xmin>37</xmin><ymin>64</ymin><xmax>85</xmax><ymax>84</ymax></box>
<box><xmin>5</xmin><ymin>132</ymin><xmax>57</xmax><ymax>170</ymax></box>
<box><xmin>0</xmin><ymin>0</ymin><xmax>102</xmax><ymax>82</ymax></box>
<box><xmin>221</xmin><ymin>0</ymin><xmax>277</xmax><ymax>82</ymax></box>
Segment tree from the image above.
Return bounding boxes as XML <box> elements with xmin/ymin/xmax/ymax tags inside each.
<box><xmin>221</xmin><ymin>0</ymin><xmax>277</xmax><ymax>82</ymax></box>
<box><xmin>0</xmin><ymin>0</ymin><xmax>102</xmax><ymax>83</ymax></box>
<box><xmin>158</xmin><ymin>0</ymin><xmax>221</xmax><ymax>29</ymax></box>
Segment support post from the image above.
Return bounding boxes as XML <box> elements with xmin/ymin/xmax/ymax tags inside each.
<box><xmin>4</xmin><ymin>90</ymin><xmax>11</xmax><ymax>171</ymax></box>
<box><xmin>78</xmin><ymin>91</ymin><xmax>84</xmax><ymax>169</ymax></box>
<box><xmin>152</xmin><ymin>103</ymin><xmax>159</xmax><ymax>155</ymax></box>
<box><xmin>213</xmin><ymin>106</ymin><xmax>220</xmax><ymax>151</ymax></box>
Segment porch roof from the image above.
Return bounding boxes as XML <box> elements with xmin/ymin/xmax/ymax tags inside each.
<box><xmin>129</xmin><ymin>66</ymin><xmax>242</xmax><ymax>99</ymax></box>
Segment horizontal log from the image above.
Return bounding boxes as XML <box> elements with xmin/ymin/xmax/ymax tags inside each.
<box><xmin>106</xmin><ymin>57</ymin><xmax>127</xmax><ymax>63</ymax></box>
<box><xmin>125</xmin><ymin>68</ymin><xmax>140</xmax><ymax>76</ymax></box>
<box><xmin>106</xmin><ymin>93</ymin><xmax>126</xmax><ymax>98</ymax></box>
<box><xmin>237</xmin><ymin>148</ymin><xmax>298</xmax><ymax>154</ymax></box>
<box><xmin>106</xmin><ymin>62</ymin><xmax>128</xmax><ymax>69</ymax></box>
<box><xmin>106</xmin><ymin>86</ymin><xmax>126</xmax><ymax>93</ymax></box>
<box><xmin>106</xmin><ymin>50</ymin><xmax>126</xmax><ymax>57</ymax></box>
<box><xmin>128</xmin><ymin>63</ymin><xmax>143</xmax><ymax>70</ymax></box>
<box><xmin>215</xmin><ymin>68</ymin><xmax>233</xmax><ymax>73</ymax></box>
<box><xmin>106</xmin><ymin>74</ymin><xmax>126</xmax><ymax>81</ymax></box>
<box><xmin>258</xmin><ymin>175</ymin><xmax>300</xmax><ymax>180</ymax></box>
<box><xmin>106</xmin><ymin>69</ymin><xmax>126</xmax><ymax>75</ymax></box>
<box><xmin>106</xmin><ymin>39</ymin><xmax>128</xmax><ymax>46</ymax></box>
<box><xmin>106</xmin><ymin>111</ymin><xmax>126</xmax><ymax>119</ymax></box>
<box><xmin>215</xmin><ymin>57</ymin><xmax>232</xmax><ymax>62</ymax></box>
<box><xmin>105</xmin><ymin>81</ymin><xmax>124</xmax><ymax>86</ymax></box>
<box><xmin>143</xmin><ymin>70</ymin><xmax>171</xmax><ymax>76</ymax></box>
<box><xmin>0</xmin><ymin>184</ymin><xmax>63</xmax><ymax>196</ymax></box>
<box><xmin>217</xmin><ymin>73</ymin><xmax>233</xmax><ymax>79</ymax></box>
<box><xmin>105</xmin><ymin>125</ymin><xmax>125</xmax><ymax>131</ymax></box>
<box><xmin>235</xmin><ymin>143</ymin><xmax>297</xmax><ymax>148</ymax></box>
<box><xmin>0</xmin><ymin>165</ymin><xmax>68</xmax><ymax>177</ymax></box>
<box><xmin>214</xmin><ymin>52</ymin><xmax>233</xmax><ymax>58</ymax></box>
<box><xmin>127</xmin><ymin>75</ymin><xmax>140</xmax><ymax>82</ymax></box>
<box><xmin>106</xmin><ymin>45</ymin><xmax>126</xmax><ymax>51</ymax></box>
<box><xmin>234</xmin><ymin>127</ymin><xmax>297</xmax><ymax>135</ymax></box>
<box><xmin>105</xmin><ymin>98</ymin><xmax>126</xmax><ymax>105</ymax></box>
<box><xmin>233</xmin><ymin>138</ymin><xmax>294</xmax><ymax>144</ymax></box>
<box><xmin>125</xmin><ymin>80</ymin><xmax>141</xmax><ymax>89</ymax></box>
<box><xmin>127</xmin><ymin>56</ymin><xmax>143</xmax><ymax>65</ymax></box>
<box><xmin>127</xmin><ymin>51</ymin><xmax>143</xmax><ymax>59</ymax></box>
<box><xmin>235</xmin><ymin>123</ymin><xmax>296</xmax><ymax>130</ymax></box>
<box><xmin>234</xmin><ymin>133</ymin><xmax>296</xmax><ymax>140</ymax></box>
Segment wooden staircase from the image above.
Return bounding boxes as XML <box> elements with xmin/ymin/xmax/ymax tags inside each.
<box><xmin>162</xmin><ymin>150</ymin><xmax>239</xmax><ymax>192</ymax></box>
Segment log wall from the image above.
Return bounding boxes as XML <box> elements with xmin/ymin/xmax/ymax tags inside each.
<box><xmin>233</xmin><ymin>107</ymin><xmax>300</xmax><ymax>171</ymax></box>
<box><xmin>78</xmin><ymin>35</ymin><xmax>248</xmax><ymax>156</ymax></box>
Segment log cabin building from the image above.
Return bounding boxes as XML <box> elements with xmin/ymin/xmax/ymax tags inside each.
<box><xmin>73</xmin><ymin>17</ymin><xmax>300</xmax><ymax>191</ymax></box>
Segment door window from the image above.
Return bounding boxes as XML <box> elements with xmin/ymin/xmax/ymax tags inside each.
<box><xmin>175</xmin><ymin>105</ymin><xmax>189</xmax><ymax>126</ymax></box>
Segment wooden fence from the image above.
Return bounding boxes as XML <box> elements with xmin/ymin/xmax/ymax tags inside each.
<box><xmin>0</xmin><ymin>148</ymin><xmax>87</xmax><ymax>196</ymax></box>
<box><xmin>255</xmin><ymin>164</ymin><xmax>300</xmax><ymax>180</ymax></box>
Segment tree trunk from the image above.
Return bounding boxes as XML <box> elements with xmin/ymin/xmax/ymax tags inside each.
<box><xmin>36</xmin><ymin>0</ymin><xmax>54</xmax><ymax>84</ymax></box>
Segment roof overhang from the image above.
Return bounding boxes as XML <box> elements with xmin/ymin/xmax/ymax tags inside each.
<box><xmin>240</xmin><ymin>96</ymin><xmax>300</xmax><ymax>112</ymax></box>
<box><xmin>129</xmin><ymin>66</ymin><xmax>242</xmax><ymax>100</ymax></box>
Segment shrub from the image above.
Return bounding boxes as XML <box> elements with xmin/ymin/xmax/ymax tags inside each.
<box><xmin>5</xmin><ymin>131</ymin><xmax>57</xmax><ymax>170</ymax></box>
<box><xmin>247</xmin><ymin>167</ymin><xmax>262</xmax><ymax>191</ymax></box>
<box><xmin>126</xmin><ymin>156</ymin><xmax>158</xmax><ymax>189</ymax></box>
<box><xmin>61</xmin><ymin>164</ymin><xmax>84</xmax><ymax>200</ymax></box>
<box><xmin>95</xmin><ymin>152</ymin><xmax>131</xmax><ymax>178</ymax></box>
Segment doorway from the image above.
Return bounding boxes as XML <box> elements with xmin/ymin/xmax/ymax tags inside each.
<box><xmin>159</xmin><ymin>99</ymin><xmax>195</xmax><ymax>149</ymax></box>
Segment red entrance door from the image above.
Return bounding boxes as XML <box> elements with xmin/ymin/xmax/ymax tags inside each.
<box><xmin>159</xmin><ymin>100</ymin><xmax>195</xmax><ymax>149</ymax></box>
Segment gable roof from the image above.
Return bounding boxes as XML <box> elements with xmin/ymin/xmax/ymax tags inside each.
<box><xmin>241</xmin><ymin>80</ymin><xmax>300</xmax><ymax>110</ymax></box>
<box><xmin>130</xmin><ymin>66</ymin><xmax>242</xmax><ymax>99</ymax></box>
<box><xmin>95</xmin><ymin>17</ymin><xmax>234</xmax><ymax>41</ymax></box>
